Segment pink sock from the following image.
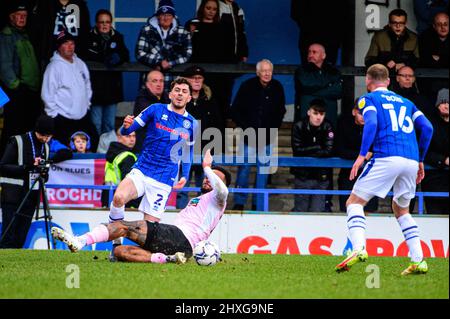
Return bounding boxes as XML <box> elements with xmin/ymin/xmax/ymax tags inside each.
<box><xmin>150</xmin><ymin>253</ymin><xmax>167</xmax><ymax>264</ymax></box>
<box><xmin>81</xmin><ymin>225</ymin><xmax>110</xmax><ymax>246</ymax></box>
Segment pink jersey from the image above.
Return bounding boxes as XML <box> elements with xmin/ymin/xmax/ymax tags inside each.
<box><xmin>173</xmin><ymin>167</ymin><xmax>228</xmax><ymax>249</ymax></box>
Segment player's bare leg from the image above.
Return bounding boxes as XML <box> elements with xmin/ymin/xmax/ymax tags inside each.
<box><xmin>114</xmin><ymin>245</ymin><xmax>186</xmax><ymax>264</ymax></box>
<box><xmin>52</xmin><ymin>220</ymin><xmax>147</xmax><ymax>253</ymax></box>
<box><xmin>52</xmin><ymin>221</ymin><xmax>186</xmax><ymax>263</ymax></box>
<box><xmin>108</xmin><ymin>220</ymin><xmax>148</xmax><ymax>246</ymax></box>
<box><xmin>392</xmin><ymin>200</ymin><xmax>428</xmax><ymax>275</ymax></box>
<box><xmin>114</xmin><ymin>245</ymin><xmax>152</xmax><ymax>262</ymax></box>
<box><xmin>110</xmin><ymin>177</ymin><xmax>138</xmax><ymax>222</ymax></box>
<box><xmin>335</xmin><ymin>193</ymin><xmax>369</xmax><ymax>272</ymax></box>
<box><xmin>109</xmin><ymin>178</ymin><xmax>140</xmax><ymax>260</ymax></box>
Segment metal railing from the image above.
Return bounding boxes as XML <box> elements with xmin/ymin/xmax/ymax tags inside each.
<box><xmin>44</xmin><ymin>184</ymin><xmax>448</xmax><ymax>215</ymax></box>
<box><xmin>46</xmin><ymin>156</ymin><xmax>448</xmax><ymax>215</ymax></box>
<box><xmin>86</xmin><ymin>61</ymin><xmax>449</xmax><ymax>78</ymax></box>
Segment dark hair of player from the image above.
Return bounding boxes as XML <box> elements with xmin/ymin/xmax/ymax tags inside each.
<box><xmin>170</xmin><ymin>77</ymin><xmax>193</xmax><ymax>95</ymax></box>
<box><xmin>211</xmin><ymin>165</ymin><xmax>232</xmax><ymax>187</ymax></box>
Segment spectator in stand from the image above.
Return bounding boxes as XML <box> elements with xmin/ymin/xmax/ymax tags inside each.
<box><xmin>85</xmin><ymin>9</ymin><xmax>130</xmax><ymax>136</ymax></box>
<box><xmin>392</xmin><ymin>66</ymin><xmax>434</xmax><ymax>118</ymax></box>
<box><xmin>290</xmin><ymin>0</ymin><xmax>347</xmax><ymax>65</ymax></box>
<box><xmin>132</xmin><ymin>70</ymin><xmax>170</xmax><ymax>154</ymax></box>
<box><xmin>219</xmin><ymin>0</ymin><xmax>248</xmax><ymax>63</ymax></box>
<box><xmin>414</xmin><ymin>0</ymin><xmax>448</xmax><ymax>35</ymax></box>
<box><xmin>135</xmin><ymin>0</ymin><xmax>192</xmax><ymax>92</ymax></box>
<box><xmin>294</xmin><ymin>43</ymin><xmax>343</xmax><ymax>127</ymax></box>
<box><xmin>418</xmin><ymin>12</ymin><xmax>449</xmax><ymax>102</ymax></box>
<box><xmin>101</xmin><ymin>129</ymin><xmax>141</xmax><ymax>209</ymax></box>
<box><xmin>419</xmin><ymin>12</ymin><xmax>449</xmax><ymax>68</ymax></box>
<box><xmin>185</xmin><ymin>0</ymin><xmax>229</xmax><ymax>120</ymax></box>
<box><xmin>0</xmin><ymin>1</ymin><xmax>41</xmax><ymax>156</ymax></box>
<box><xmin>176</xmin><ymin>65</ymin><xmax>224</xmax><ymax>209</ymax></box>
<box><xmin>215</xmin><ymin>0</ymin><xmax>249</xmax><ymax>119</ymax></box>
<box><xmin>41</xmin><ymin>30</ymin><xmax>98</xmax><ymax>150</ymax></box>
<box><xmin>336</xmin><ymin>101</ymin><xmax>378</xmax><ymax>213</ymax></box>
<box><xmin>69</xmin><ymin>131</ymin><xmax>91</xmax><ymax>154</ymax></box>
<box><xmin>230</xmin><ymin>59</ymin><xmax>286</xmax><ymax>210</ymax></box>
<box><xmin>365</xmin><ymin>9</ymin><xmax>419</xmax><ymax>76</ymax></box>
<box><xmin>27</xmin><ymin>0</ymin><xmax>91</xmax><ymax>71</ymax></box>
<box><xmin>422</xmin><ymin>88</ymin><xmax>449</xmax><ymax>214</ymax></box>
<box><xmin>186</xmin><ymin>0</ymin><xmax>225</xmax><ymax>63</ymax></box>
<box><xmin>96</xmin><ymin>130</ymin><xmax>117</xmax><ymax>154</ymax></box>
<box><xmin>291</xmin><ymin>99</ymin><xmax>334</xmax><ymax>212</ymax></box>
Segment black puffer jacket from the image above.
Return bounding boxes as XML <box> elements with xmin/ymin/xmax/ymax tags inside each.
<box><xmin>419</xmin><ymin>27</ymin><xmax>449</xmax><ymax>68</ymax></box>
<box><xmin>231</xmin><ymin>77</ymin><xmax>286</xmax><ymax>146</ymax></box>
<box><xmin>291</xmin><ymin>118</ymin><xmax>335</xmax><ymax>179</ymax></box>
<box><xmin>85</xmin><ymin>27</ymin><xmax>129</xmax><ymax>106</ymax></box>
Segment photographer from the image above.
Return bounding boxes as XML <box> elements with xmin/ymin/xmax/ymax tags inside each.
<box><xmin>0</xmin><ymin>114</ymin><xmax>54</xmax><ymax>248</ymax></box>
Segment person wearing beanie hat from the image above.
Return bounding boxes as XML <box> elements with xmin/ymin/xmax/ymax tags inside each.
<box><xmin>421</xmin><ymin>87</ymin><xmax>449</xmax><ymax>215</ymax></box>
<box><xmin>0</xmin><ymin>113</ymin><xmax>54</xmax><ymax>249</ymax></box>
<box><xmin>435</xmin><ymin>88</ymin><xmax>449</xmax><ymax>108</ymax></box>
<box><xmin>35</xmin><ymin>114</ymin><xmax>55</xmax><ymax>136</ymax></box>
<box><xmin>0</xmin><ymin>0</ymin><xmax>41</xmax><ymax>156</ymax></box>
<box><xmin>135</xmin><ymin>0</ymin><xmax>192</xmax><ymax>92</ymax></box>
<box><xmin>155</xmin><ymin>0</ymin><xmax>176</xmax><ymax>17</ymax></box>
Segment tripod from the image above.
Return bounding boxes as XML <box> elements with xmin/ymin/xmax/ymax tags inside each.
<box><xmin>0</xmin><ymin>174</ymin><xmax>55</xmax><ymax>249</ymax></box>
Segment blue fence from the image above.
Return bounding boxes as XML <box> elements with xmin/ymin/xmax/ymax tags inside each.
<box><xmin>47</xmin><ymin>156</ymin><xmax>448</xmax><ymax>215</ymax></box>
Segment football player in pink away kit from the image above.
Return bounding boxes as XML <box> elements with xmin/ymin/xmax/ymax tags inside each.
<box><xmin>51</xmin><ymin>149</ymin><xmax>231</xmax><ymax>264</ymax></box>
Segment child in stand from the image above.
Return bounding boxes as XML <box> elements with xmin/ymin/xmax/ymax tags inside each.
<box><xmin>70</xmin><ymin>131</ymin><xmax>91</xmax><ymax>154</ymax></box>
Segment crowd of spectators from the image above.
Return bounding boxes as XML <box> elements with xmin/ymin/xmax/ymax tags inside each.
<box><xmin>0</xmin><ymin>0</ymin><xmax>448</xmax><ymax>214</ymax></box>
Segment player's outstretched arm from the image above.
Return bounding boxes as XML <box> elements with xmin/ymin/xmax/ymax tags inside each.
<box><xmin>202</xmin><ymin>149</ymin><xmax>228</xmax><ymax>206</ymax></box>
<box><xmin>123</xmin><ymin>115</ymin><xmax>134</xmax><ymax>129</ymax></box>
<box><xmin>120</xmin><ymin>115</ymin><xmax>143</xmax><ymax>135</ymax></box>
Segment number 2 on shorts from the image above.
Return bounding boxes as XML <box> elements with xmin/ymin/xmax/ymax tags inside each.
<box><xmin>153</xmin><ymin>194</ymin><xmax>164</xmax><ymax>207</ymax></box>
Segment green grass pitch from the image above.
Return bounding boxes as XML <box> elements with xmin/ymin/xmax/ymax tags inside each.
<box><xmin>0</xmin><ymin>249</ymin><xmax>448</xmax><ymax>299</ymax></box>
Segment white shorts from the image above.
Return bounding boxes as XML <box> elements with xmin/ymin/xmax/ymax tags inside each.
<box><xmin>126</xmin><ymin>168</ymin><xmax>172</xmax><ymax>219</ymax></box>
<box><xmin>352</xmin><ymin>156</ymin><xmax>418</xmax><ymax>208</ymax></box>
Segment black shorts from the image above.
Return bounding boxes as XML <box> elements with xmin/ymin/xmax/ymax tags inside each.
<box><xmin>143</xmin><ymin>221</ymin><xmax>193</xmax><ymax>258</ymax></box>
